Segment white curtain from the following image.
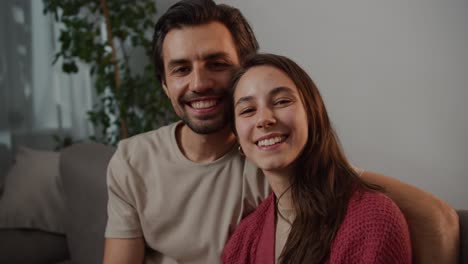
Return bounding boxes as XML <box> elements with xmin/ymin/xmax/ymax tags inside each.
<box><xmin>0</xmin><ymin>0</ymin><xmax>93</xmax><ymax>152</ymax></box>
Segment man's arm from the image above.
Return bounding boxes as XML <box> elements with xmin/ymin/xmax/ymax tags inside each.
<box><xmin>103</xmin><ymin>238</ymin><xmax>145</xmax><ymax>264</ymax></box>
<box><xmin>104</xmin><ymin>143</ymin><xmax>146</xmax><ymax>264</ymax></box>
<box><xmin>361</xmin><ymin>171</ymin><xmax>460</xmax><ymax>264</ymax></box>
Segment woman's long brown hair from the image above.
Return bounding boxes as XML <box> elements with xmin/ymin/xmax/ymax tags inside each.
<box><xmin>231</xmin><ymin>53</ymin><xmax>382</xmax><ymax>264</ymax></box>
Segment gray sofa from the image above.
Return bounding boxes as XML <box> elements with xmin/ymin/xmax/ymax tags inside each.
<box><xmin>0</xmin><ymin>143</ymin><xmax>114</xmax><ymax>264</ymax></box>
<box><xmin>0</xmin><ymin>142</ymin><xmax>467</xmax><ymax>263</ymax></box>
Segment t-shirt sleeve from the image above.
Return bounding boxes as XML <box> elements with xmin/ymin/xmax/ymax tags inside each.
<box><xmin>330</xmin><ymin>192</ymin><xmax>412</xmax><ymax>264</ymax></box>
<box><xmin>243</xmin><ymin>159</ymin><xmax>271</xmax><ymax>207</ymax></box>
<box><xmin>104</xmin><ymin>144</ymin><xmax>143</xmax><ymax>238</ymax></box>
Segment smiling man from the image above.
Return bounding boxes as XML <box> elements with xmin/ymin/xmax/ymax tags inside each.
<box><xmin>161</xmin><ymin>21</ymin><xmax>238</xmax><ymax>147</ymax></box>
<box><xmin>102</xmin><ymin>1</ymin><xmax>459</xmax><ymax>264</ymax></box>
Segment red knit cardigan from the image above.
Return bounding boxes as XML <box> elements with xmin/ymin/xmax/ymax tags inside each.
<box><xmin>222</xmin><ymin>191</ymin><xmax>411</xmax><ymax>264</ymax></box>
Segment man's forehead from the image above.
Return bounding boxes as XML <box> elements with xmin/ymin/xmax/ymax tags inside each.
<box><xmin>162</xmin><ymin>22</ymin><xmax>239</xmax><ymax>63</ymax></box>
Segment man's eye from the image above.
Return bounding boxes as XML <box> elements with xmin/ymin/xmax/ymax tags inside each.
<box><xmin>209</xmin><ymin>61</ymin><xmax>231</xmax><ymax>71</ymax></box>
<box><xmin>173</xmin><ymin>67</ymin><xmax>190</xmax><ymax>75</ymax></box>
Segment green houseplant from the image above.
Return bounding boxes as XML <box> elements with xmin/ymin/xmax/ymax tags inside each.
<box><xmin>43</xmin><ymin>0</ymin><xmax>176</xmax><ymax>146</ymax></box>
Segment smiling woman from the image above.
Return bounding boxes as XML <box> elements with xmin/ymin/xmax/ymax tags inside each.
<box><xmin>223</xmin><ymin>53</ymin><xmax>412</xmax><ymax>264</ymax></box>
<box><xmin>233</xmin><ymin>66</ymin><xmax>308</xmax><ymax>174</ymax></box>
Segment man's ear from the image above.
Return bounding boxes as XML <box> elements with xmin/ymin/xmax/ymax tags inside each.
<box><xmin>162</xmin><ymin>80</ymin><xmax>169</xmax><ymax>97</ymax></box>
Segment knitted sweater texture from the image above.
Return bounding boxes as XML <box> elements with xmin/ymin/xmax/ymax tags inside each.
<box><xmin>222</xmin><ymin>191</ymin><xmax>411</xmax><ymax>264</ymax></box>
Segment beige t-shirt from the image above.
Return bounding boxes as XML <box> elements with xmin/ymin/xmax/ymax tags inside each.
<box><xmin>105</xmin><ymin>122</ymin><xmax>270</xmax><ymax>264</ymax></box>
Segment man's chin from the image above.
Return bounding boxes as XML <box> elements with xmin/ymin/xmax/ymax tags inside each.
<box><xmin>183</xmin><ymin>118</ymin><xmax>228</xmax><ymax>135</ymax></box>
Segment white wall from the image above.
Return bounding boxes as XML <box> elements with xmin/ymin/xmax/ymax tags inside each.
<box><xmin>156</xmin><ymin>0</ymin><xmax>468</xmax><ymax>208</ymax></box>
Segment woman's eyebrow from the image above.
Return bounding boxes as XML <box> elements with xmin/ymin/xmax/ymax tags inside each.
<box><xmin>234</xmin><ymin>96</ymin><xmax>253</xmax><ymax>107</ymax></box>
<box><xmin>269</xmin><ymin>86</ymin><xmax>295</xmax><ymax>97</ymax></box>
<box><xmin>235</xmin><ymin>86</ymin><xmax>295</xmax><ymax>107</ymax></box>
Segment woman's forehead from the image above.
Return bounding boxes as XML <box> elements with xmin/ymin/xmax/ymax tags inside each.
<box><xmin>234</xmin><ymin>66</ymin><xmax>298</xmax><ymax>99</ymax></box>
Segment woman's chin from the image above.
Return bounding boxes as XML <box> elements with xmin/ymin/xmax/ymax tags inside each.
<box><xmin>256</xmin><ymin>161</ymin><xmax>290</xmax><ymax>174</ymax></box>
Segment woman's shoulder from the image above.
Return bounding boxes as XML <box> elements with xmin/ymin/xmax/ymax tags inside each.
<box><xmin>329</xmin><ymin>190</ymin><xmax>412</xmax><ymax>263</ymax></box>
<box><xmin>346</xmin><ymin>190</ymin><xmax>404</xmax><ymax>224</ymax></box>
<box><xmin>340</xmin><ymin>190</ymin><xmax>409</xmax><ymax>237</ymax></box>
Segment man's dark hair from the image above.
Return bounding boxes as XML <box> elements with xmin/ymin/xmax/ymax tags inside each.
<box><xmin>152</xmin><ymin>0</ymin><xmax>259</xmax><ymax>82</ymax></box>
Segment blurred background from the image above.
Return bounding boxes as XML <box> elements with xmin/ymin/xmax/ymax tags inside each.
<box><xmin>0</xmin><ymin>0</ymin><xmax>93</xmax><ymax>151</ymax></box>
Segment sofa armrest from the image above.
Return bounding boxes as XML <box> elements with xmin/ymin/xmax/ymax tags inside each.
<box><xmin>459</xmin><ymin>210</ymin><xmax>468</xmax><ymax>264</ymax></box>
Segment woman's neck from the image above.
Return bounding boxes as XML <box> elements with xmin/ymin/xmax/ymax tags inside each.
<box><xmin>263</xmin><ymin>168</ymin><xmax>294</xmax><ymax>210</ymax></box>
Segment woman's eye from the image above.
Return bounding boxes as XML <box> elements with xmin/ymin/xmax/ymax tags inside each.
<box><xmin>274</xmin><ymin>99</ymin><xmax>291</xmax><ymax>105</ymax></box>
<box><xmin>239</xmin><ymin>108</ymin><xmax>255</xmax><ymax>116</ymax></box>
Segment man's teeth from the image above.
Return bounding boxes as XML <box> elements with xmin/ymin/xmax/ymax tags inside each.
<box><xmin>191</xmin><ymin>100</ymin><xmax>217</xmax><ymax>109</ymax></box>
<box><xmin>257</xmin><ymin>136</ymin><xmax>285</xmax><ymax>147</ymax></box>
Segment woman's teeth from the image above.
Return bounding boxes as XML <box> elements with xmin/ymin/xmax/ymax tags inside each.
<box><xmin>257</xmin><ymin>136</ymin><xmax>285</xmax><ymax>147</ymax></box>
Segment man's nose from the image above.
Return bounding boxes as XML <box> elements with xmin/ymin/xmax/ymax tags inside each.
<box><xmin>256</xmin><ymin>108</ymin><xmax>276</xmax><ymax>129</ymax></box>
<box><xmin>190</xmin><ymin>67</ymin><xmax>214</xmax><ymax>93</ymax></box>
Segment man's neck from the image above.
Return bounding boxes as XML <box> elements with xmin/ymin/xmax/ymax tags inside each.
<box><xmin>176</xmin><ymin>123</ymin><xmax>237</xmax><ymax>163</ymax></box>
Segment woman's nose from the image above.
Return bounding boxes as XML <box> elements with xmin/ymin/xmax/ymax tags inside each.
<box><xmin>256</xmin><ymin>108</ymin><xmax>276</xmax><ymax>129</ymax></box>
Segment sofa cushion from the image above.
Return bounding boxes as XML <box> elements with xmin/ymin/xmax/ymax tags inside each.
<box><xmin>60</xmin><ymin>142</ymin><xmax>115</xmax><ymax>264</ymax></box>
<box><xmin>0</xmin><ymin>228</ymin><xmax>69</xmax><ymax>264</ymax></box>
<box><xmin>0</xmin><ymin>147</ymin><xmax>65</xmax><ymax>233</ymax></box>
<box><xmin>0</xmin><ymin>144</ymin><xmax>13</xmax><ymax>197</ymax></box>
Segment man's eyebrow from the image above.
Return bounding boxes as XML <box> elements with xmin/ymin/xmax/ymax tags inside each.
<box><xmin>235</xmin><ymin>96</ymin><xmax>253</xmax><ymax>107</ymax></box>
<box><xmin>166</xmin><ymin>52</ymin><xmax>234</xmax><ymax>70</ymax></box>
<box><xmin>167</xmin><ymin>59</ymin><xmax>190</xmax><ymax>70</ymax></box>
<box><xmin>203</xmin><ymin>52</ymin><xmax>234</xmax><ymax>62</ymax></box>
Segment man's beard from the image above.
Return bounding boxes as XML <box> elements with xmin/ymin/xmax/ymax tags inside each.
<box><xmin>176</xmin><ymin>91</ymin><xmax>233</xmax><ymax>134</ymax></box>
<box><xmin>179</xmin><ymin>108</ymin><xmax>231</xmax><ymax>134</ymax></box>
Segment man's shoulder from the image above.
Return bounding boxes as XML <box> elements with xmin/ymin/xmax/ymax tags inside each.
<box><xmin>122</xmin><ymin>121</ymin><xmax>177</xmax><ymax>145</ymax></box>
<box><xmin>241</xmin><ymin>193</ymin><xmax>275</xmax><ymax>225</ymax></box>
<box><xmin>116</xmin><ymin>121</ymin><xmax>178</xmax><ymax>156</ymax></box>
<box><xmin>223</xmin><ymin>194</ymin><xmax>275</xmax><ymax>262</ymax></box>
